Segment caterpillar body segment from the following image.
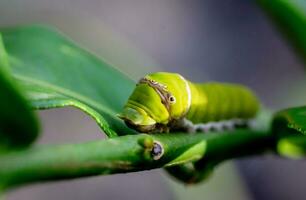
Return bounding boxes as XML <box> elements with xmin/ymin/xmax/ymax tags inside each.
<box><xmin>118</xmin><ymin>72</ymin><xmax>260</xmax><ymax>133</ymax></box>
<box><xmin>186</xmin><ymin>83</ymin><xmax>259</xmax><ymax>123</ymax></box>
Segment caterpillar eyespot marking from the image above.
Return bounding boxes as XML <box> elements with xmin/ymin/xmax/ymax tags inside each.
<box><xmin>119</xmin><ymin>72</ymin><xmax>260</xmax><ymax>134</ymax></box>
<box><xmin>168</xmin><ymin>95</ymin><xmax>176</xmax><ymax>104</ymax></box>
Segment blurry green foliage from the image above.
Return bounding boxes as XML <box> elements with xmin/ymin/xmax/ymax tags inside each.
<box><xmin>258</xmin><ymin>0</ymin><xmax>306</xmax><ymax>63</ymax></box>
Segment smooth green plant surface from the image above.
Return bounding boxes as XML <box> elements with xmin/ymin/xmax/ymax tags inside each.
<box><xmin>273</xmin><ymin>106</ymin><xmax>306</xmax><ymax>158</ymax></box>
<box><xmin>0</xmin><ymin>34</ymin><xmax>38</xmax><ymax>150</ymax></box>
<box><xmin>1</xmin><ymin>25</ymin><xmax>137</xmax><ymax>138</ymax></box>
<box><xmin>0</xmin><ymin>0</ymin><xmax>305</xmax><ymax>193</ymax></box>
<box><xmin>0</xmin><ymin>131</ymin><xmax>270</xmax><ymax>191</ymax></box>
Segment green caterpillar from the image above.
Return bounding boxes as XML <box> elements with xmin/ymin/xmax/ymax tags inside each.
<box><xmin>118</xmin><ymin>72</ymin><xmax>259</xmax><ymax>133</ymax></box>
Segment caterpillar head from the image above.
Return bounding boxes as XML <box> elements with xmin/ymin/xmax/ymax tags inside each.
<box><xmin>118</xmin><ymin>72</ymin><xmax>191</xmax><ymax>133</ymax></box>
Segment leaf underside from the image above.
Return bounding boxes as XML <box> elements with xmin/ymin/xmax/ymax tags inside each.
<box><xmin>0</xmin><ymin>34</ymin><xmax>38</xmax><ymax>149</ymax></box>
<box><xmin>1</xmin><ymin>25</ymin><xmax>138</xmax><ymax>138</ymax></box>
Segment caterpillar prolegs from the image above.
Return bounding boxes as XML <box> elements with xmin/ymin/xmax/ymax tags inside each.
<box><xmin>118</xmin><ymin>72</ymin><xmax>259</xmax><ymax>133</ymax></box>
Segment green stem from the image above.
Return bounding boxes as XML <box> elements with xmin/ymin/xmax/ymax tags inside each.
<box><xmin>166</xmin><ymin>130</ymin><xmax>273</xmax><ymax>183</ymax></box>
<box><xmin>0</xmin><ymin>130</ymin><xmax>272</xmax><ymax>191</ymax></box>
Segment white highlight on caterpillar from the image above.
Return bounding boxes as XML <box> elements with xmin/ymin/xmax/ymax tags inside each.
<box><xmin>178</xmin><ymin>74</ymin><xmax>192</xmax><ymax>114</ymax></box>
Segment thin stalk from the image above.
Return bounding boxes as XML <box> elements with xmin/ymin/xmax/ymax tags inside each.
<box><xmin>0</xmin><ymin>130</ymin><xmax>272</xmax><ymax>191</ymax></box>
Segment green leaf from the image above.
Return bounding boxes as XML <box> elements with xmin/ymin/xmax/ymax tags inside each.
<box><xmin>272</xmin><ymin>106</ymin><xmax>306</xmax><ymax>137</ymax></box>
<box><xmin>258</xmin><ymin>0</ymin><xmax>306</xmax><ymax>159</ymax></box>
<box><xmin>1</xmin><ymin>25</ymin><xmax>137</xmax><ymax>138</ymax></box>
<box><xmin>0</xmin><ymin>34</ymin><xmax>39</xmax><ymax>149</ymax></box>
<box><xmin>258</xmin><ymin>0</ymin><xmax>306</xmax><ymax>63</ymax></box>
<box><xmin>277</xmin><ymin>135</ymin><xmax>306</xmax><ymax>159</ymax></box>
<box><xmin>272</xmin><ymin>106</ymin><xmax>306</xmax><ymax>158</ymax></box>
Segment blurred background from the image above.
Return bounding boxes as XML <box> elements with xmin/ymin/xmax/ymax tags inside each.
<box><xmin>1</xmin><ymin>0</ymin><xmax>306</xmax><ymax>199</ymax></box>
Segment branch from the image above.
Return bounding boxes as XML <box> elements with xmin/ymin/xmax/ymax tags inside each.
<box><xmin>0</xmin><ymin>130</ymin><xmax>272</xmax><ymax>191</ymax></box>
